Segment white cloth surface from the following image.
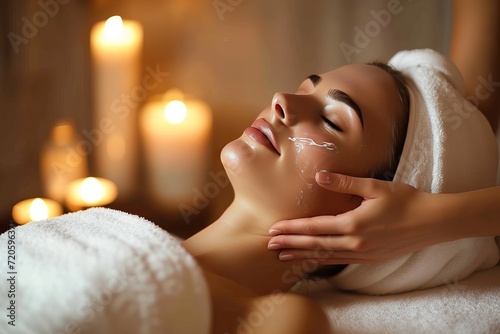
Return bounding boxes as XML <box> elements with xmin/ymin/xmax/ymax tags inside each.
<box><xmin>330</xmin><ymin>49</ymin><xmax>499</xmax><ymax>295</ymax></box>
<box><xmin>0</xmin><ymin>207</ymin><xmax>211</xmax><ymax>334</ymax></box>
<box><xmin>302</xmin><ymin>264</ymin><xmax>500</xmax><ymax>333</ymax></box>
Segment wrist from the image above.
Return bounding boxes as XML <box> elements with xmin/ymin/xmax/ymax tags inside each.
<box><xmin>425</xmin><ymin>192</ymin><xmax>465</xmax><ymax>243</ymax></box>
<box><xmin>435</xmin><ymin>192</ymin><xmax>477</xmax><ymax>241</ymax></box>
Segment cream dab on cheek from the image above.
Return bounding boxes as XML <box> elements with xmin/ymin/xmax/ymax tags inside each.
<box><xmin>287</xmin><ymin>136</ymin><xmax>338</xmax><ymax>182</ymax></box>
<box><xmin>288</xmin><ymin>137</ymin><xmax>338</xmax><ymax>212</ymax></box>
<box><xmin>288</xmin><ymin>137</ymin><xmax>338</xmax><ymax>153</ymax></box>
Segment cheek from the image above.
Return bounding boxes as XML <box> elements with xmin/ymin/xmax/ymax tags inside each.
<box><xmin>289</xmin><ymin>137</ymin><xmax>340</xmax><ymax>183</ymax></box>
<box><xmin>286</xmin><ymin>137</ymin><xmax>342</xmax><ymax>213</ymax></box>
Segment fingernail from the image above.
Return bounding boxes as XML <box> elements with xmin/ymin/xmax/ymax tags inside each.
<box><xmin>269</xmin><ymin>229</ymin><xmax>281</xmax><ymax>235</ymax></box>
<box><xmin>268</xmin><ymin>243</ymin><xmax>280</xmax><ymax>250</ymax></box>
<box><xmin>317</xmin><ymin>171</ymin><xmax>332</xmax><ymax>184</ymax></box>
<box><xmin>279</xmin><ymin>253</ymin><xmax>294</xmax><ymax>261</ymax></box>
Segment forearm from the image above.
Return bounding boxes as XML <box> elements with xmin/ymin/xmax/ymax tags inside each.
<box><xmin>436</xmin><ymin>186</ymin><xmax>500</xmax><ymax>240</ymax></box>
<box><xmin>450</xmin><ymin>0</ymin><xmax>500</xmax><ymax>132</ymax></box>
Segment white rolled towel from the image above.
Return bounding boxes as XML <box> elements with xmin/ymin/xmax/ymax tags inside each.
<box><xmin>0</xmin><ymin>208</ymin><xmax>212</xmax><ymax>334</ymax></box>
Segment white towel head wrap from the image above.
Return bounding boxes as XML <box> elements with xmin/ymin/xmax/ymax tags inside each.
<box><xmin>389</xmin><ymin>48</ymin><xmax>498</xmax><ymax>192</ymax></box>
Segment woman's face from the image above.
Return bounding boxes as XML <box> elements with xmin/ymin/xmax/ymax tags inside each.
<box><xmin>221</xmin><ymin>64</ymin><xmax>402</xmax><ymax>219</ymax></box>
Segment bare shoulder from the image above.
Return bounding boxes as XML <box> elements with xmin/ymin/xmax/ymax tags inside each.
<box><xmin>204</xmin><ymin>270</ymin><xmax>331</xmax><ymax>334</ymax></box>
<box><xmin>241</xmin><ymin>292</ymin><xmax>331</xmax><ymax>334</ymax></box>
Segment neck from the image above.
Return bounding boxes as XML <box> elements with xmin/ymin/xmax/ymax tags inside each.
<box><xmin>181</xmin><ymin>198</ymin><xmax>319</xmax><ymax>295</ymax></box>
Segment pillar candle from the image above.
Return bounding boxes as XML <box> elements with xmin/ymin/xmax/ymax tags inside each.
<box><xmin>90</xmin><ymin>16</ymin><xmax>143</xmax><ymax>198</ymax></box>
<box><xmin>140</xmin><ymin>91</ymin><xmax>212</xmax><ymax>207</ymax></box>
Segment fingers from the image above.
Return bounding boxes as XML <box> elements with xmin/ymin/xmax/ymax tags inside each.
<box><xmin>315</xmin><ymin>171</ymin><xmax>388</xmax><ymax>199</ymax></box>
<box><xmin>269</xmin><ymin>216</ymin><xmax>351</xmax><ymax>236</ymax></box>
<box><xmin>272</xmin><ymin>249</ymin><xmax>378</xmax><ymax>264</ymax></box>
<box><xmin>268</xmin><ymin>234</ymin><xmax>356</xmax><ymax>252</ymax></box>
<box><xmin>267</xmin><ymin>234</ymin><xmax>380</xmax><ymax>264</ymax></box>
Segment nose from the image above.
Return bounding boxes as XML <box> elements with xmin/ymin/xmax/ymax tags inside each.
<box><xmin>271</xmin><ymin>92</ymin><xmax>297</xmax><ymax>126</ymax></box>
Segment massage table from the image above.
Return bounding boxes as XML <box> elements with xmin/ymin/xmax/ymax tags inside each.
<box><xmin>301</xmin><ymin>264</ymin><xmax>500</xmax><ymax>333</ymax></box>
<box><xmin>1</xmin><ymin>207</ymin><xmax>498</xmax><ymax>334</ymax></box>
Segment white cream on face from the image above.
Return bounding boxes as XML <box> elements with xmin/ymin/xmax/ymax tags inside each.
<box><xmin>288</xmin><ymin>137</ymin><xmax>338</xmax><ymax>153</ymax></box>
<box><xmin>288</xmin><ymin>137</ymin><xmax>339</xmax><ymax>211</ymax></box>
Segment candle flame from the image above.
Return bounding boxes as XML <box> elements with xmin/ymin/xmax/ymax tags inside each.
<box><xmin>164</xmin><ymin>100</ymin><xmax>187</xmax><ymax>124</ymax></box>
<box><xmin>80</xmin><ymin>177</ymin><xmax>104</xmax><ymax>204</ymax></box>
<box><xmin>30</xmin><ymin>198</ymin><xmax>49</xmax><ymax>221</ymax></box>
<box><xmin>104</xmin><ymin>15</ymin><xmax>124</xmax><ymax>40</ymax></box>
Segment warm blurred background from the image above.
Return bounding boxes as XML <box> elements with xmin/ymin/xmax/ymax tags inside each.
<box><xmin>0</xmin><ymin>0</ymin><xmax>472</xmax><ymax>237</ymax></box>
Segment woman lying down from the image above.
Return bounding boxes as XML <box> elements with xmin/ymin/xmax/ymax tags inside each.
<box><xmin>1</xmin><ymin>49</ymin><xmax>498</xmax><ymax>334</ymax></box>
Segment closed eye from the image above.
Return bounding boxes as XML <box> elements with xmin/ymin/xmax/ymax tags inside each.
<box><xmin>322</xmin><ymin>116</ymin><xmax>342</xmax><ymax>132</ymax></box>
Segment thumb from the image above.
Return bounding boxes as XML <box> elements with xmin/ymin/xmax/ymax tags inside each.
<box><xmin>315</xmin><ymin>171</ymin><xmax>385</xmax><ymax>199</ymax></box>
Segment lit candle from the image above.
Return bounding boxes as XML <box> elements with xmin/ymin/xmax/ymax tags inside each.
<box><xmin>90</xmin><ymin>16</ymin><xmax>143</xmax><ymax>199</ymax></box>
<box><xmin>66</xmin><ymin>177</ymin><xmax>118</xmax><ymax>211</ymax></box>
<box><xmin>140</xmin><ymin>90</ymin><xmax>212</xmax><ymax>206</ymax></box>
<box><xmin>12</xmin><ymin>198</ymin><xmax>63</xmax><ymax>225</ymax></box>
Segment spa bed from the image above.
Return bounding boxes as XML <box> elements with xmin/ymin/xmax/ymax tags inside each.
<box><xmin>302</xmin><ymin>264</ymin><xmax>500</xmax><ymax>333</ymax></box>
<box><xmin>1</xmin><ymin>207</ymin><xmax>498</xmax><ymax>334</ymax></box>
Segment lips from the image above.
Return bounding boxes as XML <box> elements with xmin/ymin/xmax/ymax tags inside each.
<box><xmin>244</xmin><ymin>118</ymin><xmax>281</xmax><ymax>155</ymax></box>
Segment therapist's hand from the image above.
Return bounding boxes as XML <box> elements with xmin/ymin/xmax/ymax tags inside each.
<box><xmin>268</xmin><ymin>171</ymin><xmax>449</xmax><ymax>264</ymax></box>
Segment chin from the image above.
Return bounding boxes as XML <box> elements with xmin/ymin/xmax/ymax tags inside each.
<box><xmin>220</xmin><ymin>137</ymin><xmax>256</xmax><ymax>178</ymax></box>
<box><xmin>220</xmin><ymin>135</ymin><xmax>280</xmax><ymax>182</ymax></box>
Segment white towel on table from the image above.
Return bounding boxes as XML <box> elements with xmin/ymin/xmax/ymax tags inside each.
<box><xmin>0</xmin><ymin>208</ymin><xmax>211</xmax><ymax>334</ymax></box>
<box><xmin>330</xmin><ymin>49</ymin><xmax>499</xmax><ymax>295</ymax></box>
<box><xmin>303</xmin><ymin>265</ymin><xmax>500</xmax><ymax>333</ymax></box>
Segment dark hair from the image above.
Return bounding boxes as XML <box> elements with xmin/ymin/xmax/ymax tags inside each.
<box><xmin>367</xmin><ymin>61</ymin><xmax>410</xmax><ymax>181</ymax></box>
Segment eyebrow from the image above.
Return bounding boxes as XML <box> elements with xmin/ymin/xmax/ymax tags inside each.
<box><xmin>307</xmin><ymin>74</ymin><xmax>322</xmax><ymax>87</ymax></box>
<box><xmin>327</xmin><ymin>89</ymin><xmax>364</xmax><ymax>129</ymax></box>
<box><xmin>306</xmin><ymin>74</ymin><xmax>364</xmax><ymax>129</ymax></box>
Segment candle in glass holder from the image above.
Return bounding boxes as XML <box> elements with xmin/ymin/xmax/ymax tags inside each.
<box><xmin>12</xmin><ymin>198</ymin><xmax>63</xmax><ymax>225</ymax></box>
<box><xmin>66</xmin><ymin>177</ymin><xmax>118</xmax><ymax>211</ymax></box>
<box><xmin>90</xmin><ymin>15</ymin><xmax>143</xmax><ymax>198</ymax></box>
<box><xmin>140</xmin><ymin>90</ymin><xmax>212</xmax><ymax>207</ymax></box>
